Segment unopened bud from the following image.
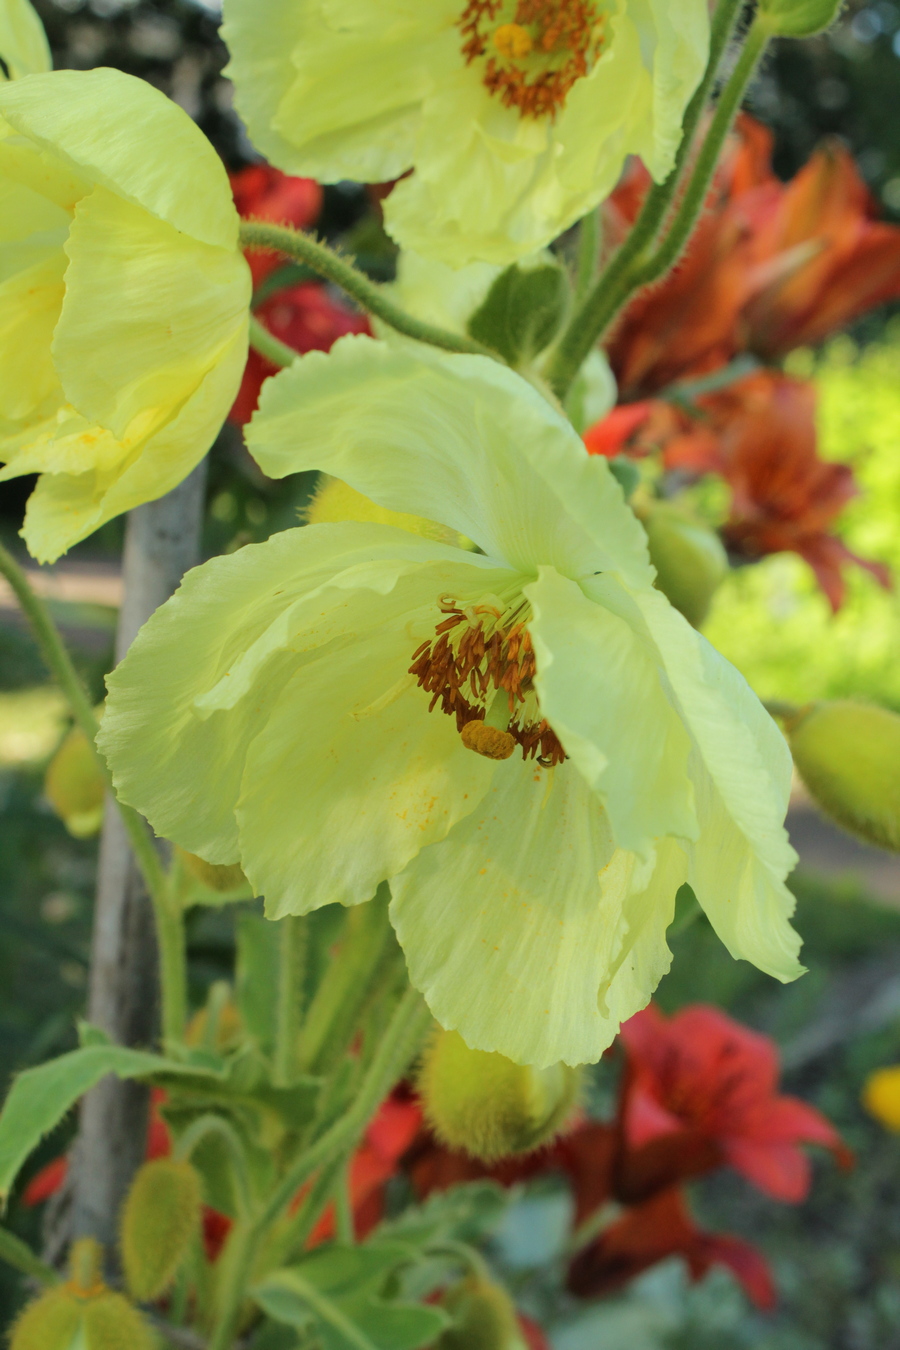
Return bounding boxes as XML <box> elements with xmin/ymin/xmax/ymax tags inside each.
<box><xmin>419</xmin><ymin>1029</ymin><xmax>579</xmax><ymax>1162</ymax></box>
<box><xmin>121</xmin><ymin>1157</ymin><xmax>202</xmax><ymax>1301</ymax></box>
<box><xmin>178</xmin><ymin>847</ymin><xmax>247</xmax><ymax>894</ymax></box>
<box><xmin>787</xmin><ymin>701</ymin><xmax>900</xmax><ymax>852</ymax></box>
<box><xmin>758</xmin><ymin>0</ymin><xmax>842</xmax><ymax>36</ymax></box>
<box><xmin>11</xmin><ymin>1240</ymin><xmax>154</xmax><ymax>1350</ymax></box>
<box><xmin>467</xmin><ymin>260</ymin><xmax>569</xmax><ymax>367</ymax></box>
<box><xmin>44</xmin><ymin>726</ymin><xmax>105</xmax><ymax>838</ymax></box>
<box><xmin>306</xmin><ymin>475</ymin><xmax>472</xmax><ymax>549</ymax></box>
<box><xmin>642</xmin><ymin>502</ymin><xmax>728</xmax><ymax>628</ymax></box>
<box><xmin>438</xmin><ymin>1277</ymin><xmax>525</xmax><ymax>1350</ymax></box>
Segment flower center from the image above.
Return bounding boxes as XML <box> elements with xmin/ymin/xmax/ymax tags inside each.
<box><xmin>409</xmin><ymin>593</ymin><xmax>567</xmax><ymax>767</ymax></box>
<box><xmin>458</xmin><ymin>0</ymin><xmax>608</xmax><ymax>119</ymax></box>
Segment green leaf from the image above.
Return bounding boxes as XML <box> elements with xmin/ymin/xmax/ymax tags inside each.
<box><xmin>0</xmin><ymin>1044</ymin><xmax>225</xmax><ymax>1201</ymax></box>
<box><xmin>376</xmin><ymin>1182</ymin><xmax>509</xmax><ymax>1248</ymax></box>
<box><xmin>467</xmin><ymin>262</ymin><xmax>569</xmax><ymax>367</ymax></box>
<box><xmin>254</xmin><ymin>1244</ymin><xmax>448</xmax><ymax>1350</ymax></box>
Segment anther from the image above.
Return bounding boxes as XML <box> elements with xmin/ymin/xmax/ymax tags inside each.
<box><xmin>461</xmin><ymin>721</ymin><xmax>517</xmax><ymax>760</ymax></box>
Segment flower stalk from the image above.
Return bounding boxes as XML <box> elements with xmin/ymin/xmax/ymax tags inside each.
<box><xmin>239</xmin><ymin>221</ymin><xmax>498</xmax><ymax>361</ymax></box>
<box><xmin>546</xmin><ymin>0</ymin><xmax>755</xmax><ymax>399</ymax></box>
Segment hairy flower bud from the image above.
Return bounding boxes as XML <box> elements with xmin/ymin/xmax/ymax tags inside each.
<box><xmin>44</xmin><ymin>726</ymin><xmax>105</xmax><ymax>838</ymax></box>
<box><xmin>438</xmin><ymin>1276</ymin><xmax>525</xmax><ymax>1350</ymax></box>
<box><xmin>758</xmin><ymin>0</ymin><xmax>842</xmax><ymax>36</ymax></box>
<box><xmin>419</xmin><ymin>1029</ymin><xmax>579</xmax><ymax>1162</ymax></box>
<box><xmin>641</xmin><ymin>503</ymin><xmax>728</xmax><ymax>629</ymax></box>
<box><xmin>787</xmin><ymin>700</ymin><xmax>900</xmax><ymax>852</ymax></box>
<box><xmin>11</xmin><ymin>1240</ymin><xmax>155</xmax><ymax>1350</ymax></box>
<box><xmin>121</xmin><ymin>1157</ymin><xmax>202</xmax><ymax>1302</ymax></box>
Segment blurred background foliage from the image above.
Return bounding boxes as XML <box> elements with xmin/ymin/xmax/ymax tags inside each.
<box><xmin>2</xmin><ymin>0</ymin><xmax>900</xmax><ymax>1346</ymax></box>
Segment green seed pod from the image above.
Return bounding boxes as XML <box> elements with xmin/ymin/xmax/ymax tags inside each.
<box><xmin>419</xmin><ymin>1029</ymin><xmax>580</xmax><ymax>1162</ymax></box>
<box><xmin>788</xmin><ymin>700</ymin><xmax>900</xmax><ymax>852</ymax></box>
<box><xmin>438</xmin><ymin>1277</ymin><xmax>524</xmax><ymax>1350</ymax></box>
<box><xmin>642</xmin><ymin>502</ymin><xmax>728</xmax><ymax>629</ymax></box>
<box><xmin>12</xmin><ymin>1239</ymin><xmax>155</xmax><ymax>1350</ymax></box>
<box><xmin>44</xmin><ymin>725</ymin><xmax>105</xmax><ymax>838</ymax></box>
<box><xmin>121</xmin><ymin>1157</ymin><xmax>202</xmax><ymax>1301</ymax></box>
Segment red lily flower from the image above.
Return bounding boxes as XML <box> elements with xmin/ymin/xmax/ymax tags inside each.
<box><xmin>662</xmin><ymin>373</ymin><xmax>890</xmax><ymax>611</ymax></box>
<box><xmin>230</xmin><ymin>164</ymin><xmax>322</xmax><ymax>289</ymax></box>
<box><xmin>739</xmin><ymin>138</ymin><xmax>900</xmax><ymax>359</ymax></box>
<box><xmin>617</xmin><ymin>1004</ymin><xmax>851</xmax><ymax>1203</ymax></box>
<box><xmin>229</xmin><ymin>282</ymin><xmax>370</xmax><ymax>426</ymax></box>
<box><xmin>566</xmin><ymin>1186</ymin><xmax>777</xmax><ymax>1310</ymax></box>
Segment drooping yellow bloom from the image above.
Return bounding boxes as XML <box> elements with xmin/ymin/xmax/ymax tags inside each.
<box><xmin>221</xmin><ymin>0</ymin><xmax>710</xmax><ymax>267</ymax></box>
<box><xmin>0</xmin><ymin>68</ymin><xmax>251</xmax><ymax>561</ymax></box>
<box><xmin>101</xmin><ymin>338</ymin><xmax>802</xmax><ymax>1068</ymax></box>
<box><xmin>0</xmin><ymin>0</ymin><xmax>50</xmax><ymax>81</ymax></box>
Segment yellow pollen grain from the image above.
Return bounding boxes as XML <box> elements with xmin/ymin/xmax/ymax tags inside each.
<box><xmin>493</xmin><ymin>21</ymin><xmax>533</xmax><ymax>58</ymax></box>
<box><xmin>461</xmin><ymin>720</ymin><xmax>516</xmax><ymax>760</ymax></box>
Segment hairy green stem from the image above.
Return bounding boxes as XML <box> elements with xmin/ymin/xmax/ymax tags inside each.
<box><xmin>546</xmin><ymin>0</ymin><xmax>746</xmax><ymax>398</ymax></box>
<box><xmin>334</xmin><ymin>1162</ymin><xmax>355</xmax><ymax>1245</ymax></box>
<box><xmin>239</xmin><ymin>222</ymin><xmax>496</xmax><ymax>360</ymax></box>
<box><xmin>273</xmin><ymin>916</ymin><xmax>307</xmax><ymax>1087</ymax></box>
<box><xmin>0</xmin><ymin>542</ymin><xmax>186</xmax><ymax>1042</ymax></box>
<box><xmin>206</xmin><ymin>987</ymin><xmax>430</xmax><ymax>1350</ymax></box>
<box><xmin>0</xmin><ymin>1225</ymin><xmax>59</xmax><ymax>1286</ymax></box>
<box><xmin>247</xmin><ymin>314</ymin><xmax>299</xmax><ymax>370</ymax></box>
<box><xmin>574</xmin><ymin>207</ymin><xmax>600</xmax><ymax>302</ymax></box>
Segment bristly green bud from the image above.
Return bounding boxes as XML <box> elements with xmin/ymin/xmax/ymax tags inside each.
<box><xmin>787</xmin><ymin>700</ymin><xmax>900</xmax><ymax>852</ymax></box>
<box><xmin>11</xmin><ymin>1239</ymin><xmax>155</xmax><ymax>1350</ymax></box>
<box><xmin>419</xmin><ymin>1029</ymin><xmax>580</xmax><ymax>1162</ymax></box>
<box><xmin>121</xmin><ymin>1157</ymin><xmax>202</xmax><ymax>1301</ymax></box>
<box><xmin>44</xmin><ymin>725</ymin><xmax>105</xmax><ymax>838</ymax></box>
<box><xmin>758</xmin><ymin>0</ymin><xmax>843</xmax><ymax>36</ymax></box>
<box><xmin>641</xmin><ymin>502</ymin><xmax>728</xmax><ymax>628</ymax></box>
<box><xmin>437</xmin><ymin>1276</ymin><xmax>525</xmax><ymax>1350</ymax></box>
<box><xmin>467</xmin><ymin>261</ymin><xmax>569</xmax><ymax>368</ymax></box>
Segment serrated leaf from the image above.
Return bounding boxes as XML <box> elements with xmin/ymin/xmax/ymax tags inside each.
<box><xmin>0</xmin><ymin>1044</ymin><xmax>226</xmax><ymax>1201</ymax></box>
<box><xmin>376</xmin><ymin>1182</ymin><xmax>510</xmax><ymax>1247</ymax></box>
<box><xmin>254</xmin><ymin>1244</ymin><xmax>448</xmax><ymax>1350</ymax></box>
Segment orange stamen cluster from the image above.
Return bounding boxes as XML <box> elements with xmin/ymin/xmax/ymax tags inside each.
<box><xmin>409</xmin><ymin>597</ymin><xmax>566</xmax><ymax>767</ymax></box>
<box><xmin>458</xmin><ymin>0</ymin><xmax>606</xmax><ymax>119</ymax></box>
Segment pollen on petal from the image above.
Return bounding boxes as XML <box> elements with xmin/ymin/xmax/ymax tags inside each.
<box><xmin>461</xmin><ymin>721</ymin><xmax>516</xmax><ymax>760</ymax></box>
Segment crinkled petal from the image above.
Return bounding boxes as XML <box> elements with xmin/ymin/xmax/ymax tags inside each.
<box><xmin>0</xmin><ymin>251</ymin><xmax>64</xmax><ymax>421</ymax></box>
<box><xmin>54</xmin><ymin>186</ymin><xmax>250</xmax><ymax>442</ymax></box>
<box><xmin>0</xmin><ymin>68</ymin><xmax>238</xmax><ymax>247</ymax></box>
<box><xmin>391</xmin><ymin>761</ymin><xmax>686</xmax><ymax>1067</ymax></box>
<box><xmin>100</xmin><ymin>522</ymin><xmax>503</xmax><ymax>861</ymax></box>
<box><xmin>19</xmin><ymin>324</ymin><xmax>249</xmax><ymax>563</ymax></box>
<box><xmin>249</xmin><ymin>336</ymin><xmax>653</xmax><ymax>588</ymax></box>
<box><xmin>0</xmin><ymin>0</ymin><xmax>51</xmax><ymax>81</ymax></box>
<box><xmin>239</xmin><ymin>580</ymin><xmax>500</xmax><ymax>918</ymax></box>
<box><xmin>525</xmin><ymin>565</ymin><xmax>695</xmax><ymax>855</ymax></box>
<box><xmin>603</xmin><ymin>582</ymin><xmax>802</xmax><ymax>982</ymax></box>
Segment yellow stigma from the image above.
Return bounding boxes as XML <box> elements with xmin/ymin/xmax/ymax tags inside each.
<box><xmin>493</xmin><ymin>22</ymin><xmax>533</xmax><ymax>58</ymax></box>
<box><xmin>461</xmin><ymin>720</ymin><xmax>517</xmax><ymax>760</ymax></box>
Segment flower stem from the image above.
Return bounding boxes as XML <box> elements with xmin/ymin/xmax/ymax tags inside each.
<box><xmin>0</xmin><ymin>542</ymin><xmax>185</xmax><ymax>1043</ymax></box>
<box><xmin>238</xmin><ymin>222</ymin><xmax>498</xmax><ymax>361</ymax></box>
<box><xmin>273</xmin><ymin>915</ymin><xmax>307</xmax><ymax>1087</ymax></box>
<box><xmin>248</xmin><ymin>314</ymin><xmax>300</xmax><ymax>370</ymax></box>
<box><xmin>546</xmin><ymin>0</ymin><xmax>749</xmax><ymax>400</ymax></box>
<box><xmin>206</xmin><ymin>986</ymin><xmax>430</xmax><ymax>1350</ymax></box>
